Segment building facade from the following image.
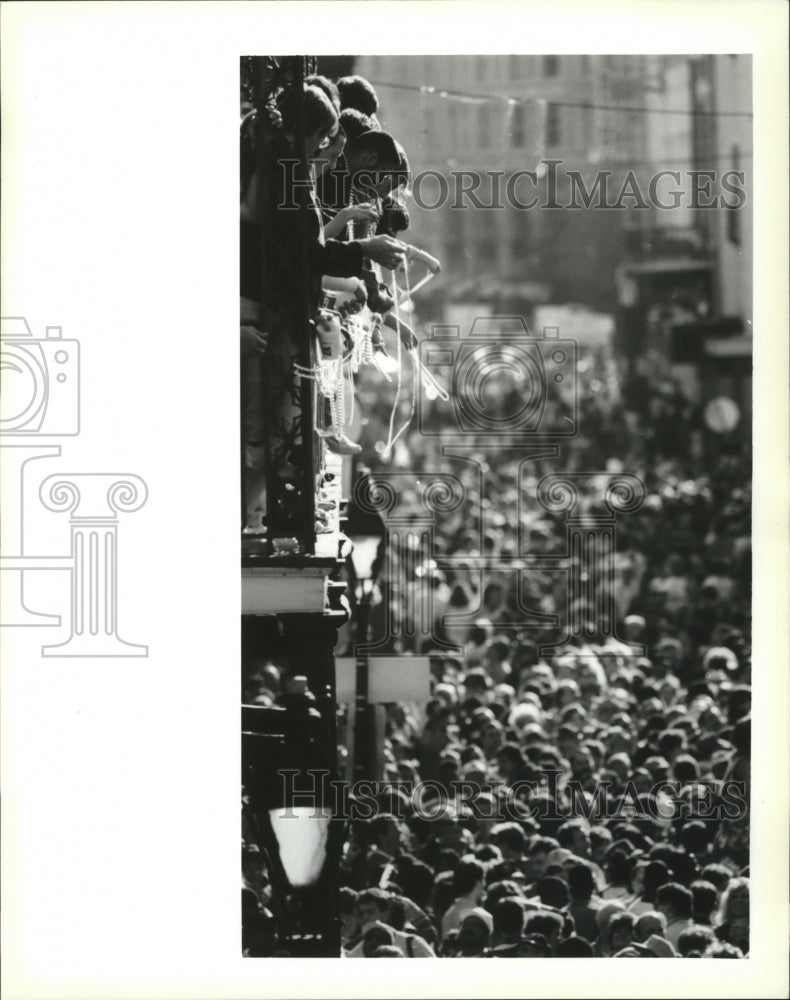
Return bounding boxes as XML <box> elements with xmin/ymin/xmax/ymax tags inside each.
<box><xmin>356</xmin><ymin>54</ymin><xmax>654</xmax><ymax>317</ymax></box>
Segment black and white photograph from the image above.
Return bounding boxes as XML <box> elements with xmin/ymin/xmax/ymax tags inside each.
<box><xmin>240</xmin><ymin>52</ymin><xmax>756</xmax><ymax>959</ymax></box>
<box><xmin>2</xmin><ymin>3</ymin><xmax>788</xmax><ymax>999</ymax></box>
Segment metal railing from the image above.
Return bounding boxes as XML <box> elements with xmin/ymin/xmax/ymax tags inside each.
<box><xmin>241</xmin><ymin>55</ymin><xmax>320</xmax><ymax>558</ymax></box>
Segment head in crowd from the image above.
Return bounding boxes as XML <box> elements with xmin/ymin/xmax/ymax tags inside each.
<box><xmin>313</xmin><ymin>116</ymin><xmax>347</xmax><ymax>175</ymax></box>
<box><xmin>525</xmin><ymin>911</ymin><xmax>564</xmax><ymax>952</ymax></box>
<box><xmin>431</xmin><ymin>870</ymin><xmax>457</xmax><ymax>923</ymax></box>
<box><xmin>357</xmin><ymin>888</ymin><xmax>393</xmax><ymax>928</ymax></box>
<box><xmin>339</xmin><ymin>887</ymin><xmax>360</xmax><ymax>945</ymax></box>
<box><xmin>370</xmin><ymin>814</ymin><xmax>403</xmax><ymax>857</ymax></box>
<box><xmin>567</xmin><ymin>862</ymin><xmax>596</xmax><ymax>903</ymax></box>
<box><xmin>716</xmin><ymin>877</ymin><xmax>749</xmax><ymax>952</ymax></box>
<box><xmin>701</xmin><ymin>864</ymin><xmax>735</xmax><ymax>894</ymax></box>
<box><xmin>655</xmin><ymin>882</ymin><xmax>694</xmax><ymax>922</ymax></box>
<box><xmin>677</xmin><ymin>925</ymin><xmax>716</xmax><ymax>957</ymax></box>
<box><xmin>457</xmin><ymin>909</ymin><xmax>493</xmax><ymax>956</ymax></box>
<box><xmin>339</xmin><ymin>107</ymin><xmax>377</xmax><ymax>142</ymax></box>
<box><xmin>376</xmin><ymin>197</ymin><xmax>410</xmax><ymax>238</ymax></box>
<box><xmin>395</xmin><ymin>857</ymin><xmax>435</xmax><ymax>911</ymax></box>
<box><xmin>453</xmin><ymin>858</ymin><xmax>486</xmax><ymax>902</ymax></box>
<box><xmin>556</xmin><ymin>935</ymin><xmax>595</xmax><ymax>957</ymax></box>
<box><xmin>608</xmin><ymin>911</ymin><xmax>637</xmax><ymax>954</ymax></box>
<box><xmin>344</xmin><ymin>130</ymin><xmax>409</xmax><ymax>199</ymax></box>
<box><xmin>690</xmin><ymin>879</ymin><xmax>719</xmax><ymax>924</ymax></box>
<box><xmin>491</xmin><ymin>822</ymin><xmax>527</xmax><ymax>860</ymax></box>
<box><xmin>536</xmin><ymin>875</ymin><xmax>570</xmax><ymax>909</ymax></box>
<box><xmin>640</xmin><ymin>860</ymin><xmax>672</xmax><ymax>902</ymax></box>
<box><xmin>302</xmin><ymin>84</ymin><xmax>339</xmax><ymax>158</ymax></box>
<box><xmin>305</xmin><ymin>73</ymin><xmax>340</xmax><ymax>112</ymax></box>
<box><xmin>372</xmin><ymin>944</ymin><xmax>403</xmax><ymax>956</ymax></box>
<box><xmin>634</xmin><ymin>911</ymin><xmax>667</xmax><ymax>941</ymax></box>
<box><xmin>337</xmin><ymin>75</ymin><xmax>380</xmax><ymax>117</ymax></box>
<box><xmin>708</xmin><ymin>942</ymin><xmax>744</xmax><ymax>958</ymax></box>
<box><xmin>492</xmin><ymin>896</ymin><xmax>525</xmax><ymax>942</ymax></box>
<box><xmin>557</xmin><ymin>819</ymin><xmax>591</xmax><ymax>859</ymax></box>
<box><xmin>362</xmin><ymin>924</ymin><xmax>394</xmax><ymax>957</ymax></box>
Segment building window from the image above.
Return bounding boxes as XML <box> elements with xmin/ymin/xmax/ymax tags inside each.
<box><xmin>447</xmin><ymin>103</ymin><xmax>458</xmax><ymax>138</ymax></box>
<box><xmin>543</xmin><ymin>55</ymin><xmax>559</xmax><ymax>77</ymax></box>
<box><xmin>479</xmin><ymin>104</ymin><xmax>491</xmax><ymax>148</ymax></box>
<box><xmin>445</xmin><ymin>207</ymin><xmax>465</xmax><ymax>269</ymax></box>
<box><xmin>727</xmin><ymin>145</ymin><xmax>742</xmax><ymax>246</ymax></box>
<box><xmin>511</xmin><ymin>104</ymin><xmax>526</xmax><ymax>148</ymax></box>
<box><xmin>478</xmin><ymin>239</ymin><xmax>497</xmax><ymax>263</ymax></box>
<box><xmin>546</xmin><ymin>103</ymin><xmax>561</xmax><ymax>146</ymax></box>
<box><xmin>511</xmin><ymin>238</ymin><xmax>526</xmax><ymax>262</ymax></box>
<box><xmin>583</xmin><ymin>105</ymin><xmax>593</xmax><ymax>147</ymax></box>
<box><xmin>423</xmin><ymin>106</ymin><xmax>435</xmax><ymax>144</ymax></box>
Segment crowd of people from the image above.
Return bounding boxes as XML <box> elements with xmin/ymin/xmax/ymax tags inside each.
<box><xmin>240</xmin><ymin>65</ymin><xmax>751</xmax><ymax>960</ymax></box>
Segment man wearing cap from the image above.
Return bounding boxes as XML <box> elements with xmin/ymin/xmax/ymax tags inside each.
<box><xmin>613</xmin><ymin>933</ymin><xmax>676</xmax><ymax>958</ymax></box>
<box><xmin>643</xmin><ymin>933</ymin><xmax>677</xmax><ymax>957</ymax></box>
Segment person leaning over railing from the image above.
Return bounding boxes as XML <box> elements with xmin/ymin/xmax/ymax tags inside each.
<box><xmin>240</xmin><ymin>85</ymin><xmax>404</xmax><ymax>321</ymax></box>
<box><xmin>239</xmin><ymin>85</ymin><xmax>404</xmax><ymax>513</ymax></box>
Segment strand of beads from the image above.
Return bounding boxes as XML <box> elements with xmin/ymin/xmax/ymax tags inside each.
<box><xmin>382</xmin><ymin>259</ymin><xmax>420</xmax><ymax>458</ymax></box>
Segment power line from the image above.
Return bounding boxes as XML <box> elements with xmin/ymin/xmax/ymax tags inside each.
<box><xmin>488</xmin><ymin>152</ymin><xmax>753</xmax><ymax>168</ymax></box>
<box><xmin>573</xmin><ymin>153</ymin><xmax>752</xmax><ymax>168</ymax></box>
<box><xmin>369</xmin><ymin>79</ymin><xmax>753</xmax><ymax>119</ymax></box>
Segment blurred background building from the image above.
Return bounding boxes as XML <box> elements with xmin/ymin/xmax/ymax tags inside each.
<box><xmin>318</xmin><ymin>54</ymin><xmax>752</xmax><ymax>444</ymax></box>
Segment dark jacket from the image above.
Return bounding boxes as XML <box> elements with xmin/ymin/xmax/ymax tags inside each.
<box><xmin>240</xmin><ymin>144</ymin><xmax>363</xmax><ymax>316</ymax></box>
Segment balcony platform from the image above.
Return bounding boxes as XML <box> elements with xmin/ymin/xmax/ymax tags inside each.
<box><xmin>241</xmin><ymin>452</ymin><xmax>348</xmax><ymax>615</ymax></box>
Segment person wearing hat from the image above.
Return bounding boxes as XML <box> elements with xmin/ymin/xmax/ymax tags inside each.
<box><xmin>643</xmin><ymin>933</ymin><xmax>677</xmax><ymax>957</ymax></box>
<box><xmin>614</xmin><ymin>932</ymin><xmax>676</xmax><ymax>958</ymax></box>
